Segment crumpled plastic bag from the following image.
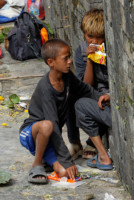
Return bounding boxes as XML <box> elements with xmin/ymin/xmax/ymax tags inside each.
<box><xmin>87</xmin><ymin>43</ymin><xmax>106</xmax><ymax>65</ymax></box>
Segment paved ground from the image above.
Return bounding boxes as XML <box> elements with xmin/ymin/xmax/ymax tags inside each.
<box><xmin>0</xmin><ymin>23</ymin><xmax>132</xmax><ymax>200</ymax></box>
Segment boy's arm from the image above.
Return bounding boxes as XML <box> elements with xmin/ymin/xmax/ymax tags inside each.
<box><xmin>83</xmin><ymin>45</ymin><xmax>99</xmax><ymax>85</ymax></box>
<box><xmin>41</xmin><ymin>94</ymin><xmax>75</xmax><ymax>169</ymax></box>
<box><xmin>74</xmin><ymin>46</ymin><xmax>86</xmax><ymax>80</ymax></box>
<box><xmin>83</xmin><ymin>59</ymin><xmax>94</xmax><ymax>85</ymax></box>
<box><xmin>70</xmin><ymin>71</ymin><xmax>102</xmax><ymax>101</ymax></box>
<box><xmin>0</xmin><ymin>0</ymin><xmax>6</xmax><ymax>8</ymax></box>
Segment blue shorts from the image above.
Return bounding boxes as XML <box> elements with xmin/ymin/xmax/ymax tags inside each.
<box><xmin>19</xmin><ymin>123</ymin><xmax>57</xmax><ymax>166</ymax></box>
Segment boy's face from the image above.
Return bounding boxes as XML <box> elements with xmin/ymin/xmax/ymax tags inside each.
<box><xmin>84</xmin><ymin>33</ymin><xmax>105</xmax><ymax>45</ymax></box>
<box><xmin>52</xmin><ymin>46</ymin><xmax>72</xmax><ymax>73</ymax></box>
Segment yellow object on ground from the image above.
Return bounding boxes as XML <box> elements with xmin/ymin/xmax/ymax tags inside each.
<box><xmin>2</xmin><ymin>123</ymin><xmax>8</xmax><ymax>127</ymax></box>
<box><xmin>0</xmin><ymin>96</ymin><xmax>4</xmax><ymax>101</ymax></box>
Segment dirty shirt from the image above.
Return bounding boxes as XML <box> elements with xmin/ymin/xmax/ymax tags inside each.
<box><xmin>19</xmin><ymin>70</ymin><xmax>101</xmax><ymax>168</ymax></box>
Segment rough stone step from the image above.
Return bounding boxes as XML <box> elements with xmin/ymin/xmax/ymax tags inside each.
<box><xmin>0</xmin><ymin>42</ymin><xmax>49</xmax><ymax>100</ymax></box>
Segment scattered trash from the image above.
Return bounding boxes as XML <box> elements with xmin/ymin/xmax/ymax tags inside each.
<box><xmin>47</xmin><ymin>171</ymin><xmax>88</xmax><ymax>188</ymax></box>
<box><xmin>47</xmin><ymin>171</ymin><xmax>81</xmax><ymax>183</ymax></box>
<box><xmin>81</xmin><ymin>174</ymin><xmax>91</xmax><ymax>180</ymax></box>
<box><xmin>94</xmin><ymin>176</ymin><xmax>119</xmax><ymax>184</ymax></box>
<box><xmin>19</xmin><ymin>102</ymin><xmax>27</xmax><ymax>108</ymax></box>
<box><xmin>51</xmin><ymin>180</ymin><xmax>85</xmax><ymax>189</ymax></box>
<box><xmin>104</xmin><ymin>193</ymin><xmax>115</xmax><ymax>200</ymax></box>
<box><xmin>24</xmin><ymin>109</ymin><xmax>28</xmax><ymax>113</ymax></box>
<box><xmin>20</xmin><ymin>96</ymin><xmax>30</xmax><ymax>101</ymax></box>
<box><xmin>0</xmin><ymin>171</ymin><xmax>12</xmax><ymax>184</ymax></box>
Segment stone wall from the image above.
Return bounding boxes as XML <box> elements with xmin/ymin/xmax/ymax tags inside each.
<box><xmin>44</xmin><ymin>0</ymin><xmax>103</xmax><ymax>60</ymax></box>
<box><xmin>104</xmin><ymin>0</ymin><xmax>134</xmax><ymax>198</ymax></box>
<box><xmin>44</xmin><ymin>0</ymin><xmax>134</xmax><ymax>198</ymax></box>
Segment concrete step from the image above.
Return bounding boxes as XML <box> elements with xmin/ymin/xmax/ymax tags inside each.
<box><xmin>0</xmin><ymin>42</ymin><xmax>49</xmax><ymax>100</ymax></box>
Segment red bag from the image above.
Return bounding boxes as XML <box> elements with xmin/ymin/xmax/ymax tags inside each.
<box><xmin>27</xmin><ymin>0</ymin><xmax>45</xmax><ymax>19</ymax></box>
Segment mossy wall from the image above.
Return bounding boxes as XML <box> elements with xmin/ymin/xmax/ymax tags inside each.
<box><xmin>104</xmin><ymin>0</ymin><xmax>134</xmax><ymax>198</ymax></box>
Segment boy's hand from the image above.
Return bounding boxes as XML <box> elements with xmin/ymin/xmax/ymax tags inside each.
<box><xmin>98</xmin><ymin>94</ymin><xmax>110</xmax><ymax>110</ymax></box>
<box><xmin>86</xmin><ymin>45</ymin><xmax>99</xmax><ymax>57</ymax></box>
<box><xmin>66</xmin><ymin>165</ymin><xmax>78</xmax><ymax>180</ymax></box>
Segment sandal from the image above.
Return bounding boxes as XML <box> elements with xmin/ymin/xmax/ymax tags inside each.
<box><xmin>28</xmin><ymin>165</ymin><xmax>48</xmax><ymax>184</ymax></box>
<box><xmin>87</xmin><ymin>154</ymin><xmax>113</xmax><ymax>170</ymax></box>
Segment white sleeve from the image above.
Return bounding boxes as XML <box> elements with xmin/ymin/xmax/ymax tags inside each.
<box><xmin>6</xmin><ymin>0</ymin><xmax>26</xmax><ymax>7</ymax></box>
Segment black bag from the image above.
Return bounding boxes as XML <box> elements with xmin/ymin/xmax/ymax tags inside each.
<box><xmin>7</xmin><ymin>12</ymin><xmax>50</xmax><ymax>61</ymax></box>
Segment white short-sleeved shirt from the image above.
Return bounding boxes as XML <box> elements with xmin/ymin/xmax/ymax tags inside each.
<box><xmin>0</xmin><ymin>0</ymin><xmax>26</xmax><ymax>18</ymax></box>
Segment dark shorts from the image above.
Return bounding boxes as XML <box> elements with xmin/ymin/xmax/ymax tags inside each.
<box><xmin>19</xmin><ymin>123</ymin><xmax>57</xmax><ymax>166</ymax></box>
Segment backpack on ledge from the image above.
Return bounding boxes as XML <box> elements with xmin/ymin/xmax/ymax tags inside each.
<box><xmin>7</xmin><ymin>12</ymin><xmax>50</xmax><ymax>61</ymax></box>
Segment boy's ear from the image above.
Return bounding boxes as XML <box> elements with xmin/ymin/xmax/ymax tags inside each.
<box><xmin>47</xmin><ymin>58</ymin><xmax>55</xmax><ymax>67</ymax></box>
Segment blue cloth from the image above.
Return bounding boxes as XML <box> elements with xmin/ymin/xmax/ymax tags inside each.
<box><xmin>19</xmin><ymin>123</ymin><xmax>58</xmax><ymax>166</ymax></box>
<box><xmin>0</xmin><ymin>15</ymin><xmax>17</xmax><ymax>23</ymax></box>
<box><xmin>0</xmin><ymin>9</ymin><xmax>24</xmax><ymax>23</ymax></box>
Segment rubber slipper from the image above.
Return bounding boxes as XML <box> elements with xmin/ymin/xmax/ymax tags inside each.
<box><xmin>28</xmin><ymin>165</ymin><xmax>48</xmax><ymax>184</ymax></box>
<box><xmin>87</xmin><ymin>154</ymin><xmax>113</xmax><ymax>170</ymax></box>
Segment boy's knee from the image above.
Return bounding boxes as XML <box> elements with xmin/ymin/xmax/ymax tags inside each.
<box><xmin>75</xmin><ymin>98</ymin><xmax>87</xmax><ymax>114</ymax></box>
<box><xmin>75</xmin><ymin>99</ymin><xmax>82</xmax><ymax>112</ymax></box>
<box><xmin>39</xmin><ymin>120</ymin><xmax>53</xmax><ymax>136</ymax></box>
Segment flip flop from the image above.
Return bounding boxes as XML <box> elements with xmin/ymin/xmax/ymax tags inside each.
<box><xmin>87</xmin><ymin>154</ymin><xmax>113</xmax><ymax>170</ymax></box>
<box><xmin>28</xmin><ymin>165</ymin><xmax>48</xmax><ymax>184</ymax></box>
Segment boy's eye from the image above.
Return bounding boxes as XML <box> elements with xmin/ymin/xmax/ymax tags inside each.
<box><xmin>97</xmin><ymin>35</ymin><xmax>104</xmax><ymax>39</ymax></box>
<box><xmin>64</xmin><ymin>55</ymin><xmax>70</xmax><ymax>61</ymax></box>
<box><xmin>87</xmin><ymin>35</ymin><xmax>93</xmax><ymax>38</ymax></box>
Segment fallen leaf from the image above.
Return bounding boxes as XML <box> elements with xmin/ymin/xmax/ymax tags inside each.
<box><xmin>24</xmin><ymin>109</ymin><xmax>28</xmax><ymax>113</ymax></box>
<box><xmin>9</xmin><ymin>94</ymin><xmax>20</xmax><ymax>104</ymax></box>
<box><xmin>0</xmin><ymin>171</ymin><xmax>12</xmax><ymax>184</ymax></box>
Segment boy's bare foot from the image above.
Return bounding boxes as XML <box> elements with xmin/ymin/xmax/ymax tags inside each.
<box><xmin>53</xmin><ymin>161</ymin><xmax>66</xmax><ymax>177</ymax></box>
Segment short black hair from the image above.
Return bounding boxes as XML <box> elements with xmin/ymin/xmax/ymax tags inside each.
<box><xmin>41</xmin><ymin>38</ymin><xmax>69</xmax><ymax>64</ymax></box>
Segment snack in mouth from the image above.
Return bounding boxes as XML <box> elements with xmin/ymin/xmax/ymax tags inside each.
<box><xmin>87</xmin><ymin>43</ymin><xmax>106</xmax><ymax>65</ymax></box>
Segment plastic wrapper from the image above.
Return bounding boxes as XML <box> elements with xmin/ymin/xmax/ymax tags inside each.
<box><xmin>51</xmin><ymin>180</ymin><xmax>85</xmax><ymax>189</ymax></box>
<box><xmin>47</xmin><ymin>171</ymin><xmax>81</xmax><ymax>183</ymax></box>
<box><xmin>87</xmin><ymin>43</ymin><xmax>106</xmax><ymax>65</ymax></box>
